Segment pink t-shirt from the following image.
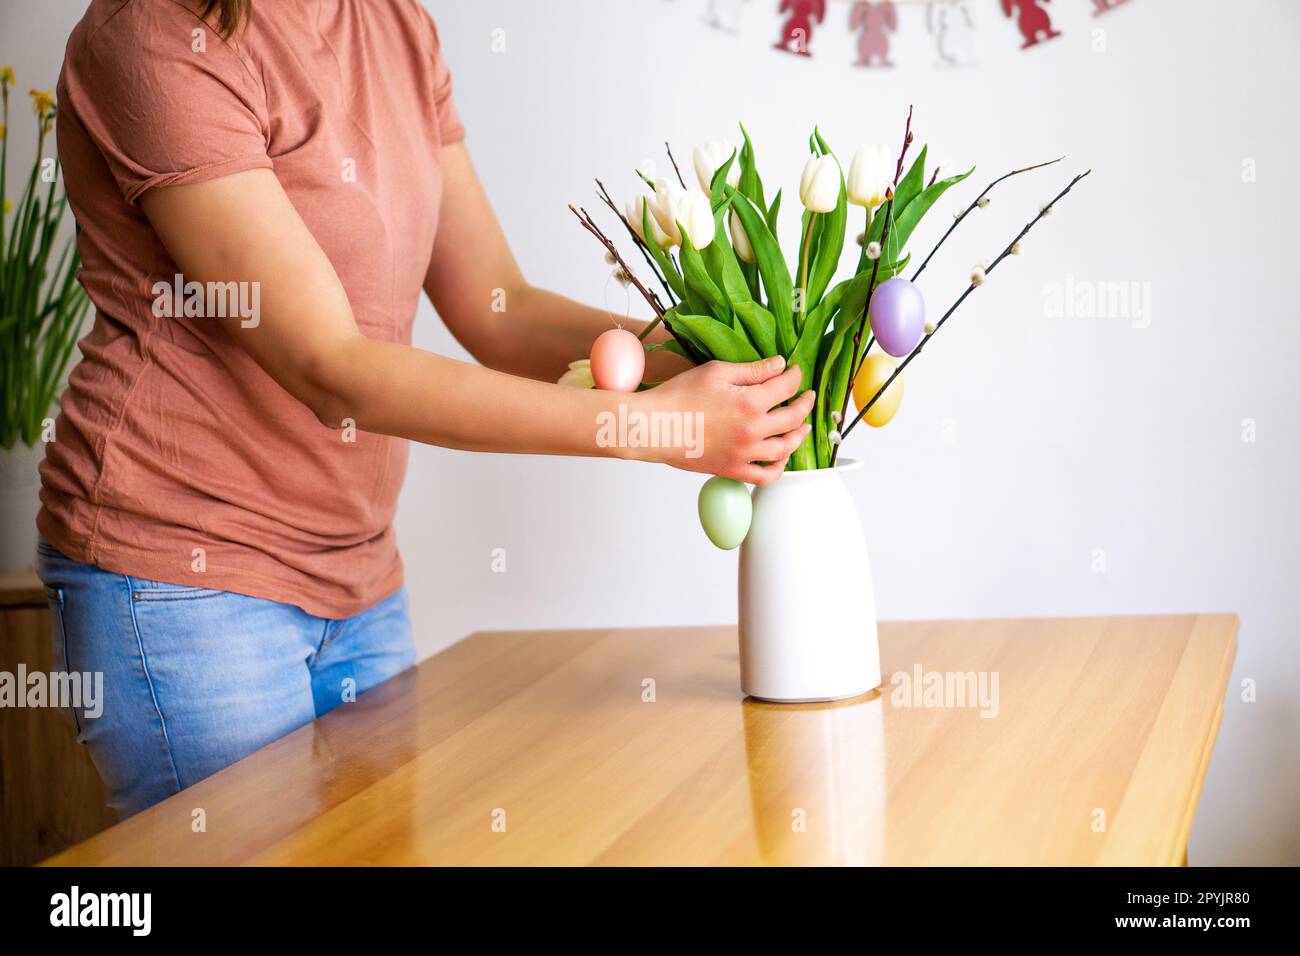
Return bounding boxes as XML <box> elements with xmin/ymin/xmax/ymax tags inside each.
<box><xmin>39</xmin><ymin>0</ymin><xmax>465</xmax><ymax>617</ymax></box>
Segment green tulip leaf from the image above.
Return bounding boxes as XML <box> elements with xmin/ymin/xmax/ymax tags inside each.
<box><xmin>814</xmin><ymin>127</ymin><xmax>832</xmax><ymax>157</ymax></box>
<box><xmin>644</xmin><ymin>339</ymin><xmax>690</xmax><ymax>360</ymax></box>
<box><xmin>863</xmin><ymin>151</ymin><xmax>974</xmax><ymax>269</ymax></box>
<box><xmin>662</xmin><ymin>305</ymin><xmax>709</xmax><ymax>357</ymax></box>
<box><xmin>726</xmin><ymin>188</ymin><xmax>794</xmax><ymax>351</ymax></box>
<box><xmin>679</xmin><ymin>230</ymin><xmax>731</xmax><ymax>322</ymax></box>
<box><xmin>733</xmin><ymin>300</ymin><xmax>778</xmax><ymax>358</ymax></box>
<box><xmin>863</xmin><ymin>144</ymin><xmax>926</xmax><ymax>264</ymax></box>
<box><xmin>887</xmin><ymin>165</ymin><xmax>975</xmax><ymax>260</ymax></box>
<box><xmin>790</xmin><ymin>280</ymin><xmax>845</xmax><ymax>394</ymax></box>
<box><xmin>738</xmin><ymin>122</ymin><xmax>767</xmax><ymax>213</ymax></box>
<box><xmin>893</xmin><ymin>145</ymin><xmax>928</xmax><ymax>219</ymax></box>
<box><xmin>739</xmin><ymin>259</ymin><xmax>761</xmax><ymax>302</ymax></box>
<box><xmin>814</xmin><ymin>321</ymin><xmax>857</xmax><ymax>467</ymax></box>
<box><xmin>766</xmin><ymin>188</ymin><xmax>782</xmax><ymax>236</ymax></box>
<box><xmin>671</xmin><ymin>313</ymin><xmax>761</xmax><ymax>364</ymax></box>
<box><xmin>702</xmin><ymin>200</ymin><xmax>753</xmax><ymax>311</ymax></box>
<box><xmin>709</xmin><ymin>150</ymin><xmax>738</xmax><ymax>213</ymax></box>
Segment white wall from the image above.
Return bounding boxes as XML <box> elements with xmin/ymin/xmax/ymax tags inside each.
<box><xmin>409</xmin><ymin>0</ymin><xmax>1299</xmax><ymax>867</ymax></box>
<box><xmin>6</xmin><ymin>1</ymin><xmax>1296</xmax><ymax>866</ymax></box>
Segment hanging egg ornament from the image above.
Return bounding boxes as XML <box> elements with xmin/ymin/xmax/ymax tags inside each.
<box><xmin>697</xmin><ymin>476</ymin><xmax>752</xmax><ymax>551</ymax></box>
<box><xmin>868</xmin><ymin>277</ymin><xmax>926</xmax><ymax>357</ymax></box>
<box><xmin>852</xmin><ymin>353</ymin><xmax>905</xmax><ymax>427</ymax></box>
<box><xmin>589</xmin><ymin>328</ymin><xmax>645</xmax><ymax>392</ymax></box>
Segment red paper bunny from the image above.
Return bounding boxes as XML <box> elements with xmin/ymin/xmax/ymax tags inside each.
<box><xmin>850</xmin><ymin>1</ymin><xmax>899</xmax><ymax>68</ymax></box>
<box><xmin>1001</xmin><ymin>0</ymin><xmax>1061</xmax><ymax>49</ymax></box>
<box><xmin>1092</xmin><ymin>0</ymin><xmax>1131</xmax><ymax>14</ymax></box>
<box><xmin>774</xmin><ymin>0</ymin><xmax>827</xmax><ymax>56</ymax></box>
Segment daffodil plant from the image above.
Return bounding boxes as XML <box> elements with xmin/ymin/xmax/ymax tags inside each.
<box><xmin>572</xmin><ymin>109</ymin><xmax>1089</xmax><ymax>471</ymax></box>
<box><xmin>0</xmin><ymin>70</ymin><xmax>90</xmax><ymax>450</ymax></box>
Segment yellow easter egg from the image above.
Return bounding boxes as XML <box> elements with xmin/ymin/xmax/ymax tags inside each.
<box><xmin>852</xmin><ymin>353</ymin><xmax>904</xmax><ymax>427</ymax></box>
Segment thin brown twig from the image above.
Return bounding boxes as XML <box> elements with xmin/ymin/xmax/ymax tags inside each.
<box><xmin>840</xmin><ymin>169</ymin><xmax>1092</xmax><ymax>442</ymax></box>
<box><xmin>911</xmin><ymin>156</ymin><xmax>1063</xmax><ymax>283</ymax></box>
<box><xmin>830</xmin><ymin>105</ymin><xmax>913</xmax><ymax>467</ymax></box>
<box><xmin>568</xmin><ymin>204</ymin><xmax>664</xmax><ymax>318</ymax></box>
<box><xmin>665</xmin><ymin>142</ymin><xmax>687</xmax><ymax>189</ymax></box>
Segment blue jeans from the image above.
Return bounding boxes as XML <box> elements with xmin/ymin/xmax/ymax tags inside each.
<box><xmin>36</xmin><ymin>539</ymin><xmax>415</xmax><ymax>818</ymax></box>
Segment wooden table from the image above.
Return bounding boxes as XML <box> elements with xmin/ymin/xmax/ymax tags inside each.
<box><xmin>45</xmin><ymin>614</ymin><xmax>1236</xmax><ymax>866</ymax></box>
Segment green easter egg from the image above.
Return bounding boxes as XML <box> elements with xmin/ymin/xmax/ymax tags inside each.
<box><xmin>697</xmin><ymin>476</ymin><xmax>752</xmax><ymax>550</ymax></box>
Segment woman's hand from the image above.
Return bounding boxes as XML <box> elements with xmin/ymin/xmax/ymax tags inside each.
<box><xmin>632</xmin><ymin>356</ymin><xmax>814</xmax><ymax>486</ymax></box>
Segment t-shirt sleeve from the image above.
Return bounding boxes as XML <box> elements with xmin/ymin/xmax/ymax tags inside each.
<box><xmin>64</xmin><ymin>3</ymin><xmax>272</xmax><ymax>204</ymax></box>
<box><xmin>419</xmin><ymin>7</ymin><xmax>466</xmax><ymax>145</ymax></box>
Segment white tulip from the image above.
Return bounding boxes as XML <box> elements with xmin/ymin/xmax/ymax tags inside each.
<box><xmin>730</xmin><ymin>209</ymin><xmax>755</xmax><ymax>263</ymax></box>
<box><xmin>674</xmin><ymin>189</ymin><xmax>716</xmax><ymax>249</ymax></box>
<box><xmin>799</xmin><ymin>154</ymin><xmax>840</xmax><ymax>214</ymax></box>
<box><xmin>648</xmin><ymin>180</ymin><xmax>715</xmax><ymax>249</ymax></box>
<box><xmin>557</xmin><ymin>359</ymin><xmax>595</xmax><ymax>389</ymax></box>
<box><xmin>693</xmin><ymin>140</ymin><xmax>740</xmax><ymax>193</ymax></box>
<box><xmin>650</xmin><ymin>178</ymin><xmax>688</xmax><ymax>247</ymax></box>
<box><xmin>626</xmin><ymin>194</ymin><xmax>672</xmax><ymax>249</ymax></box>
<box><xmin>847</xmin><ymin>143</ymin><xmax>890</xmax><ymax>209</ymax></box>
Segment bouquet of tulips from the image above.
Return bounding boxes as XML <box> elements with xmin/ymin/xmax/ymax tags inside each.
<box><xmin>569</xmin><ymin>108</ymin><xmax>1088</xmax><ymax>472</ymax></box>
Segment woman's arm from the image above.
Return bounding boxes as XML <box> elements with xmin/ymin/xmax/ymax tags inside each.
<box><xmin>140</xmin><ymin>167</ymin><xmax>812</xmax><ymax>484</ymax></box>
<box><xmin>424</xmin><ymin>143</ymin><xmax>686</xmax><ymax>383</ymax></box>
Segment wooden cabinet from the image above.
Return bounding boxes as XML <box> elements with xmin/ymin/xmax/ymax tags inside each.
<box><xmin>0</xmin><ymin>571</ymin><xmax>117</xmax><ymax>866</ymax></box>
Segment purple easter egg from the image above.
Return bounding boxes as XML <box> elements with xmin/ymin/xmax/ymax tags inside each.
<box><xmin>869</xmin><ymin>277</ymin><xmax>926</xmax><ymax>357</ymax></box>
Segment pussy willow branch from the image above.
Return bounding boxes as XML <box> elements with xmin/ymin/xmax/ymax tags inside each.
<box><xmin>911</xmin><ymin>157</ymin><xmax>1063</xmax><ymax>283</ymax></box>
<box><xmin>567</xmin><ymin>204</ymin><xmax>706</xmax><ymax>362</ymax></box>
<box><xmin>568</xmin><ymin>204</ymin><xmax>665</xmax><ymax>319</ymax></box>
<box><xmin>594</xmin><ymin>178</ymin><xmax>678</xmax><ymax>307</ymax></box>
<box><xmin>849</xmin><ymin>254</ymin><xmax>885</xmax><ymax>391</ymax></box>
<box><xmin>840</xmin><ymin>169</ymin><xmax>1092</xmax><ymax>442</ymax></box>
<box><xmin>830</xmin><ymin>105</ymin><xmax>913</xmax><ymax>467</ymax></box>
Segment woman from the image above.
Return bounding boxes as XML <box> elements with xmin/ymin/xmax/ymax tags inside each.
<box><xmin>38</xmin><ymin>0</ymin><xmax>812</xmax><ymax>817</ymax></box>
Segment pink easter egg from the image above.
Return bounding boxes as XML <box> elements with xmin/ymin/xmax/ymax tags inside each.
<box><xmin>589</xmin><ymin>328</ymin><xmax>645</xmax><ymax>392</ymax></box>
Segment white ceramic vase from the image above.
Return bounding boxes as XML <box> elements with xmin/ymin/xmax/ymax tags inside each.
<box><xmin>738</xmin><ymin>458</ymin><xmax>881</xmax><ymax>702</ymax></box>
<box><xmin>0</xmin><ymin>441</ymin><xmax>45</xmax><ymax>573</ymax></box>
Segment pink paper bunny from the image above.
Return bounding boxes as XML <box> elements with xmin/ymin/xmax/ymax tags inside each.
<box><xmin>850</xmin><ymin>2</ymin><xmax>899</xmax><ymax>68</ymax></box>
